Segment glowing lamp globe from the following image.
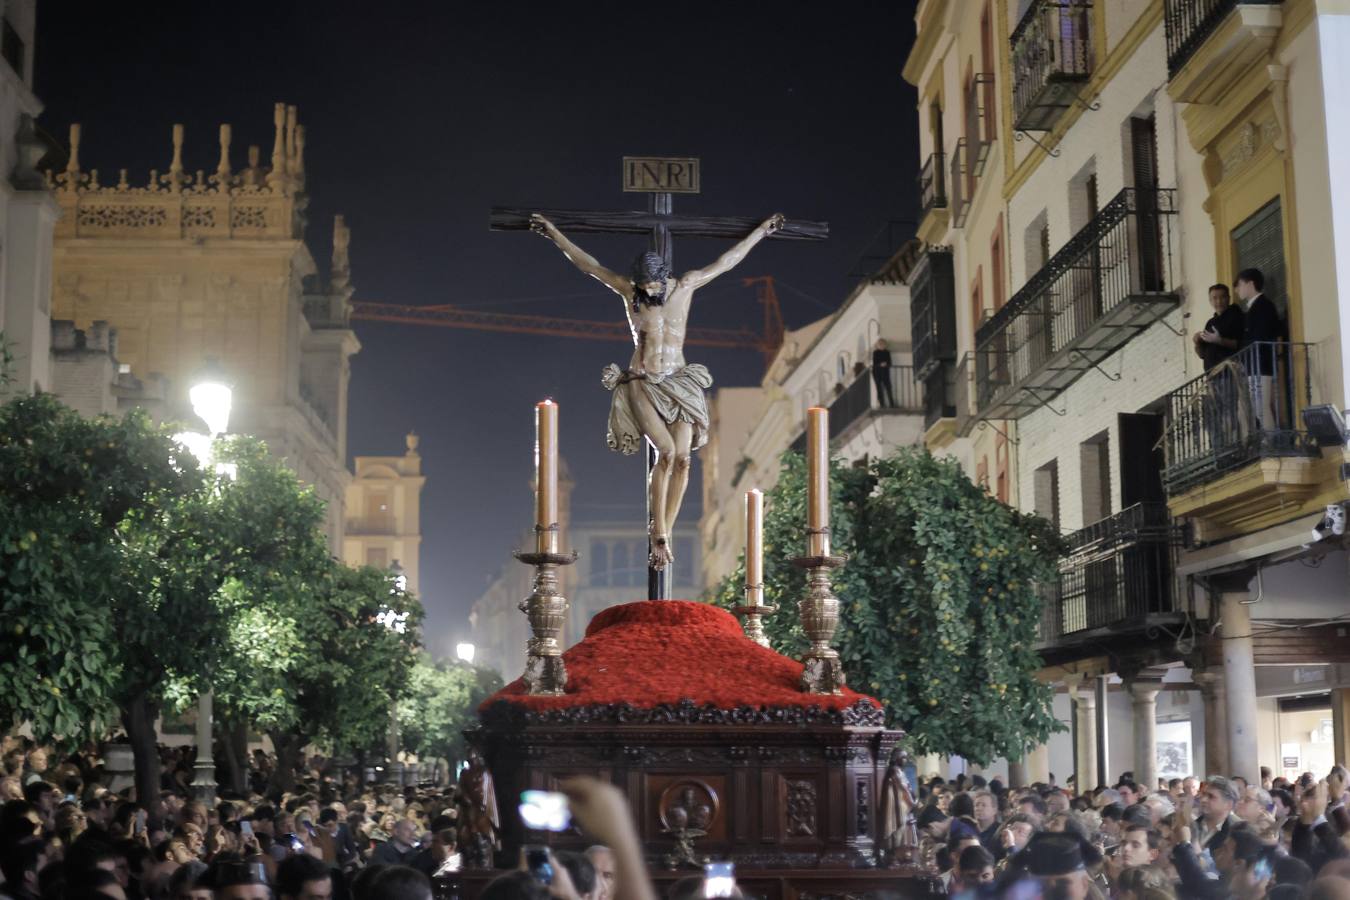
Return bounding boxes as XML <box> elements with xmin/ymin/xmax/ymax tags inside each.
<box><xmin>189</xmin><ymin>359</ymin><xmax>233</xmax><ymax>436</ymax></box>
<box><xmin>456</xmin><ymin>642</ymin><xmax>476</xmax><ymax>664</ymax></box>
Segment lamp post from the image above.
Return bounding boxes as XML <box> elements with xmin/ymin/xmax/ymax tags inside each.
<box><xmin>455</xmin><ymin>642</ymin><xmax>476</xmax><ymax>664</ymax></box>
<box><xmin>179</xmin><ymin>358</ymin><xmax>233</xmax><ymax>806</ymax></box>
<box><xmin>383</xmin><ymin>560</ymin><xmax>408</xmax><ymax>786</ymax></box>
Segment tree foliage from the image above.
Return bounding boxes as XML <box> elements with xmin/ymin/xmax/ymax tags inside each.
<box><xmin>0</xmin><ymin>394</ymin><xmax>207</xmax><ymax>741</ymax></box>
<box><xmin>1</xmin><ymin>394</ymin><xmax>424</xmax><ymax>799</ymax></box>
<box><xmin>710</xmin><ymin>448</ymin><xmax>1065</xmax><ymax>765</ymax></box>
<box><xmin>396</xmin><ymin>655</ymin><xmax>503</xmax><ymax>765</ymax></box>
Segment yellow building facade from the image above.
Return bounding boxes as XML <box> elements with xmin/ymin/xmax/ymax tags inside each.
<box><xmin>46</xmin><ymin>105</ymin><xmax>359</xmax><ymax>548</ymax></box>
<box><xmin>343</xmin><ymin>433</ymin><xmax>426</xmax><ymax>596</ymax></box>
<box><xmin>907</xmin><ymin>0</ymin><xmax>1350</xmax><ymax>786</ymax></box>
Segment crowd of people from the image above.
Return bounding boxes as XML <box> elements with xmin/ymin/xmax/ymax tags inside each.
<box><xmin>4</xmin><ymin>731</ymin><xmax>1350</xmax><ymax>900</ymax></box>
<box><xmin>908</xmin><ymin>764</ymin><xmax>1350</xmax><ymax>900</ymax></box>
<box><xmin>0</xmin><ymin>737</ymin><xmax>653</xmax><ymax>900</ymax></box>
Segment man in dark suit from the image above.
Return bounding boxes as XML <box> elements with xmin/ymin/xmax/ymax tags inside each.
<box><xmin>1234</xmin><ymin>268</ymin><xmax>1283</xmax><ymax>432</ymax></box>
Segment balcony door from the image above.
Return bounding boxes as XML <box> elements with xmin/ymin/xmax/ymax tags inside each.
<box><xmin>1131</xmin><ymin>114</ymin><xmax>1164</xmax><ymax>292</ymax></box>
<box><xmin>1119</xmin><ymin>412</ymin><xmax>1165</xmax><ymax>506</ymax></box>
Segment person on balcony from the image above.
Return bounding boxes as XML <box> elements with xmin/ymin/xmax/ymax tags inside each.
<box><xmin>872</xmin><ymin>339</ymin><xmax>896</xmax><ymax>407</ymax></box>
<box><xmin>1235</xmin><ymin>268</ymin><xmax>1284</xmax><ymax>432</ymax></box>
<box><xmin>1194</xmin><ymin>283</ymin><xmax>1244</xmax><ymax>372</ymax></box>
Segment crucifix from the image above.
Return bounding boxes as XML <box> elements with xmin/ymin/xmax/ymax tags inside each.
<box><xmin>492</xmin><ymin>157</ymin><xmax>827</xmax><ymax>600</ymax></box>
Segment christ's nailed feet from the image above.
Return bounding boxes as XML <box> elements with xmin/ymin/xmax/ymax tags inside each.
<box><xmin>649</xmin><ymin>534</ymin><xmax>673</xmax><ymax>570</ymax></box>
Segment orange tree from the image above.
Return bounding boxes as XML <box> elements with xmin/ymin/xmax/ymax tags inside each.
<box><xmin>711</xmin><ymin>448</ymin><xmax>1065</xmax><ymax>766</ymax></box>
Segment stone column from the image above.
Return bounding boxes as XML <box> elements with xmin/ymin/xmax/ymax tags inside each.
<box><xmin>1127</xmin><ymin>676</ymin><xmax>1164</xmax><ymax>792</ymax></box>
<box><xmin>191</xmin><ymin>692</ymin><xmax>217</xmax><ymax>804</ymax></box>
<box><xmin>1221</xmin><ymin>591</ymin><xmax>1260</xmax><ymax>782</ymax></box>
<box><xmin>1008</xmin><ymin>756</ymin><xmax>1026</xmax><ymax>789</ymax></box>
<box><xmin>1025</xmin><ymin>742</ymin><xmax>1051</xmax><ymax>785</ymax></box>
<box><xmin>1065</xmin><ymin>674</ymin><xmax>1098</xmax><ymax>793</ymax></box>
<box><xmin>1332</xmin><ymin>685</ymin><xmax>1350</xmax><ymax>773</ymax></box>
<box><xmin>1194</xmin><ymin>669</ymin><xmax>1228</xmax><ymax>777</ymax></box>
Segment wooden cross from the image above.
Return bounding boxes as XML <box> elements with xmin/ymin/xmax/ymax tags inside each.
<box><xmin>491</xmin><ymin>159</ymin><xmax>828</xmax><ymax>600</ymax></box>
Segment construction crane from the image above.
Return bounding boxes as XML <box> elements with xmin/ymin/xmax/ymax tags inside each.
<box><xmin>350</xmin><ymin>276</ymin><xmax>786</xmax><ymax>364</ymax></box>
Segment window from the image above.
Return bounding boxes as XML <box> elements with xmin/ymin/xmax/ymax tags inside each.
<box><xmin>971</xmin><ymin>267</ymin><xmax>984</xmax><ymax>340</ymax></box>
<box><xmin>991</xmin><ymin>216</ymin><xmax>1006</xmax><ymax>313</ymax></box>
<box><xmin>995</xmin><ymin>433</ymin><xmax>1010</xmax><ymax>504</ymax></box>
<box><xmin>1034</xmin><ymin>459</ymin><xmax>1061</xmax><ymax>531</ymax></box>
<box><xmin>1232</xmin><ymin>198</ymin><xmax>1288</xmax><ymax>325</ymax></box>
<box><xmin>1080</xmin><ymin>431</ymin><xmax>1111</xmax><ymax>524</ymax></box>
<box><xmin>366</xmin><ymin>547</ymin><xmax>388</xmax><ymax>569</ymax></box>
<box><xmin>612</xmin><ymin>541</ymin><xmax>631</xmax><ymax>588</ymax></box>
<box><xmin>590</xmin><ymin>540</ymin><xmax>610</xmax><ymax>587</ymax></box>
<box><xmin>675</xmin><ymin>538</ymin><xmax>695</xmax><ymax>586</ymax></box>
<box><xmin>980</xmin><ymin>4</ymin><xmax>996</xmax><ymax>141</ymax></box>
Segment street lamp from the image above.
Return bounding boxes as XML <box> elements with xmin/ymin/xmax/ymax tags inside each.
<box><xmin>456</xmin><ymin>642</ymin><xmax>476</xmax><ymax>664</ymax></box>
<box><xmin>177</xmin><ymin>359</ymin><xmax>233</xmax><ymax>807</ymax></box>
<box><xmin>383</xmin><ymin>559</ymin><xmax>409</xmax><ymax>785</ymax></box>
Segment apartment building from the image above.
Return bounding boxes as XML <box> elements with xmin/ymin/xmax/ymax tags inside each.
<box><xmin>906</xmin><ymin>0</ymin><xmax>1350</xmax><ymax>787</ymax></box>
<box><xmin>699</xmin><ymin>249</ymin><xmax>926</xmax><ymax>591</ymax></box>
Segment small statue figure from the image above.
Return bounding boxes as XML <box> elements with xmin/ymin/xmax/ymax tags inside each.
<box><xmin>456</xmin><ymin>749</ymin><xmax>500</xmax><ymax>869</ymax></box>
<box><xmin>878</xmin><ymin>747</ymin><xmax>919</xmax><ymax>867</ymax></box>
<box><xmin>530</xmin><ymin>212</ymin><xmax>784</xmax><ymax>569</ymax></box>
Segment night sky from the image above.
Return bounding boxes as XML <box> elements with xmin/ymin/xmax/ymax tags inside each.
<box><xmin>36</xmin><ymin>2</ymin><xmax>919</xmax><ymax>654</ymax></box>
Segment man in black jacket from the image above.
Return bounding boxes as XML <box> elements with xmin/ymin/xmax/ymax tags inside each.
<box><xmin>1235</xmin><ymin>268</ymin><xmax>1284</xmax><ymax>433</ymax></box>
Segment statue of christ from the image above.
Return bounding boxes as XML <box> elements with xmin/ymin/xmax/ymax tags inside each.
<box><xmin>530</xmin><ymin>211</ymin><xmax>785</xmax><ymax>569</ymax></box>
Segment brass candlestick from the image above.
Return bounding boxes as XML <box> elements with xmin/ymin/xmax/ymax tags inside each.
<box><xmin>512</xmin><ymin>524</ymin><xmax>576</xmax><ymax>696</ymax></box>
<box><xmin>793</xmin><ymin>529</ymin><xmax>847</xmax><ymax>695</ymax></box>
<box><xmin>734</xmin><ymin>585</ymin><xmax>777</xmax><ymax>648</ymax></box>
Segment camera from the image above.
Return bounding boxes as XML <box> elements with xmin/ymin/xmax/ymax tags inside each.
<box><xmin>1308</xmin><ymin>503</ymin><xmax>1346</xmax><ymax>544</ymax></box>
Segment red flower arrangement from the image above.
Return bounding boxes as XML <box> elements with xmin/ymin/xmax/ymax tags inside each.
<box><xmin>483</xmin><ymin>600</ymin><xmax>879</xmax><ymax>712</ymax></box>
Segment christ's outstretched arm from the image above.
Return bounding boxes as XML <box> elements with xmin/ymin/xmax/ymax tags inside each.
<box><xmin>531</xmin><ymin>213</ymin><xmax>629</xmax><ymax>297</ymax></box>
<box><xmin>679</xmin><ymin>213</ymin><xmax>785</xmax><ymax>289</ymax></box>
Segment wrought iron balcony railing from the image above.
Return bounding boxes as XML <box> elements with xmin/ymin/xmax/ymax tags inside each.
<box><xmin>919</xmin><ymin>151</ymin><xmax>947</xmax><ymax>215</ymax></box>
<box><xmin>951</xmin><ymin>141</ymin><xmax>970</xmax><ymax>229</ymax></box>
<box><xmin>1161</xmin><ymin>341</ymin><xmax>1319</xmax><ymax>494</ymax></box>
<box><xmin>953</xmin><ymin>352</ymin><xmax>977</xmax><ymax>437</ymax></box>
<box><xmin>974</xmin><ymin>187</ymin><xmax>1179</xmax><ymax>420</ymax></box>
<box><xmin>1039</xmin><ymin>502</ymin><xmax>1183</xmax><ymax>646</ymax></box>
<box><xmin>911</xmin><ymin>249</ymin><xmax>956</xmax><ymax>381</ymax></box>
<box><xmin>968</xmin><ymin>74</ymin><xmax>996</xmax><ymax>176</ymax></box>
<box><xmin>828</xmin><ymin>365</ymin><xmax>921</xmax><ymax>440</ymax></box>
<box><xmin>346</xmin><ymin>515</ymin><xmax>397</xmax><ymax>536</ymax></box>
<box><xmin>1012</xmin><ymin>0</ymin><xmax>1095</xmax><ymax>132</ymax></box>
<box><xmin>1164</xmin><ymin>0</ymin><xmax>1282</xmax><ymax>77</ymax></box>
<box><xmin>922</xmin><ymin>363</ymin><xmax>956</xmax><ymax>431</ymax></box>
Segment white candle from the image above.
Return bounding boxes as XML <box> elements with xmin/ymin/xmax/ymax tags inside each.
<box><xmin>745</xmin><ymin>489</ymin><xmax>763</xmax><ymax>604</ymax></box>
<box><xmin>807</xmin><ymin>407</ymin><xmax>830</xmax><ymax>556</ymax></box>
<box><xmin>534</xmin><ymin>400</ymin><xmax>558</xmax><ymax>552</ymax></box>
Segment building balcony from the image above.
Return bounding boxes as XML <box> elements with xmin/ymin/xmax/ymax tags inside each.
<box><xmin>951</xmin><ymin>141</ymin><xmax>971</xmax><ymax>229</ymax></box>
<box><xmin>1162</xmin><ymin>342</ymin><xmax>1324</xmax><ymax>536</ymax></box>
<box><xmin>974</xmin><ymin>188</ymin><xmax>1180</xmax><ymax>420</ymax></box>
<box><xmin>1011</xmin><ymin>0</ymin><xmax>1094</xmax><ymax>132</ymax></box>
<box><xmin>828</xmin><ymin>365</ymin><xmax>921</xmax><ymax>439</ymax></box>
<box><xmin>953</xmin><ymin>352</ymin><xmax>978</xmax><ymax>437</ymax></box>
<box><xmin>347</xmin><ymin>515</ymin><xmax>398</xmax><ymax>536</ymax></box>
<box><xmin>911</xmin><ymin>248</ymin><xmax>956</xmax><ymax>381</ymax></box>
<box><xmin>922</xmin><ymin>363</ymin><xmax>956</xmax><ymax>433</ymax></box>
<box><xmin>1037</xmin><ymin>502</ymin><xmax>1185</xmax><ymax>656</ymax></box>
<box><xmin>919</xmin><ymin>151</ymin><xmax>947</xmax><ymax>217</ymax></box>
<box><xmin>1165</xmin><ymin>0</ymin><xmax>1281</xmax><ymax>99</ymax></box>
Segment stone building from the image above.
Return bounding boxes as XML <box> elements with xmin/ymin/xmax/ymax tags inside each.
<box><xmin>0</xmin><ymin>0</ymin><xmax>56</xmax><ymax>397</ymax></box>
<box><xmin>905</xmin><ymin>0</ymin><xmax>1350</xmax><ymax>786</ymax></box>
<box><xmin>698</xmin><ymin>252</ymin><xmax>927</xmax><ymax>592</ymax></box>
<box><xmin>44</xmin><ymin>105</ymin><xmax>359</xmax><ymax>548</ymax></box>
<box><xmin>343</xmin><ymin>433</ymin><xmax>426</xmax><ymax>595</ymax></box>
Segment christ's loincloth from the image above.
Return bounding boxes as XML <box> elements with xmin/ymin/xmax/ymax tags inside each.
<box><xmin>601</xmin><ymin>363</ymin><xmax>713</xmax><ymax>455</ymax></box>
